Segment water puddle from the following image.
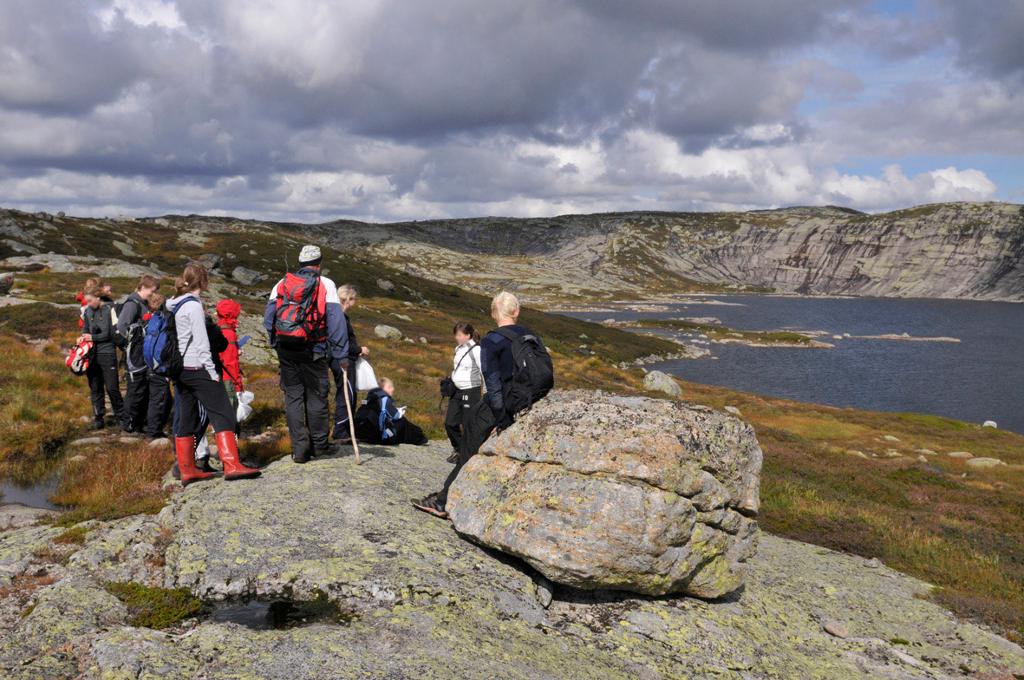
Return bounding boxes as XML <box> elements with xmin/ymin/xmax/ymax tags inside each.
<box><xmin>0</xmin><ymin>475</ymin><xmax>62</xmax><ymax>511</ymax></box>
<box><xmin>208</xmin><ymin>596</ymin><xmax>357</xmax><ymax>630</ymax></box>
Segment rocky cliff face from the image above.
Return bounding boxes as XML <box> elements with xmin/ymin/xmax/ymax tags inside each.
<box><xmin>311</xmin><ymin>202</ymin><xmax>1024</xmax><ymax>302</ymax></box>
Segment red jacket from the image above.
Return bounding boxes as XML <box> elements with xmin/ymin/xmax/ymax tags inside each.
<box><xmin>216</xmin><ymin>299</ymin><xmax>244</xmax><ymax>392</ymax></box>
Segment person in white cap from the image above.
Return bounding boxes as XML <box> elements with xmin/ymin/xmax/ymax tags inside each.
<box><xmin>263</xmin><ymin>244</ymin><xmax>350</xmax><ymax>463</ymax></box>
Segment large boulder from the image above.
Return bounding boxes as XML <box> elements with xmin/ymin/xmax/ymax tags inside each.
<box><xmin>643</xmin><ymin>369</ymin><xmax>682</xmax><ymax>397</ymax></box>
<box><xmin>231</xmin><ymin>266</ymin><xmax>265</xmax><ymax>287</ymax></box>
<box><xmin>448</xmin><ymin>390</ymin><xmax>762</xmax><ymax>598</ymax></box>
<box><xmin>374</xmin><ymin>324</ymin><xmax>403</xmax><ymax>340</ymax></box>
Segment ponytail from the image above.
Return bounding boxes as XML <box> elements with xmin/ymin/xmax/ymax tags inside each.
<box><xmin>175</xmin><ymin>262</ymin><xmax>209</xmax><ymax>296</ymax></box>
<box><xmin>453</xmin><ymin>322</ymin><xmax>480</xmax><ymax>343</ymax></box>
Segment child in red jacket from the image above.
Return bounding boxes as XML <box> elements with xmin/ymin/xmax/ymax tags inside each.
<box><xmin>215</xmin><ymin>299</ymin><xmax>245</xmax><ymax>399</ymax></box>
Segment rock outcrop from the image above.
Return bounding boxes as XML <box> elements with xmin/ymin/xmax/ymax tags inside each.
<box><xmin>0</xmin><ymin>442</ymin><xmax>1023</xmax><ymax>678</ymax></box>
<box><xmin>448</xmin><ymin>391</ymin><xmax>760</xmax><ymax>598</ymax></box>
<box><xmin>313</xmin><ymin>202</ymin><xmax>1024</xmax><ymax>302</ymax></box>
<box><xmin>643</xmin><ymin>369</ymin><xmax>682</xmax><ymax>397</ymax></box>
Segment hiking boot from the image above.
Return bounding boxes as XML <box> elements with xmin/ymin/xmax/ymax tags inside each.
<box><xmin>175</xmin><ymin>437</ymin><xmax>217</xmax><ymax>487</ymax></box>
<box><xmin>446</xmin><ymin>450</ymin><xmax>459</xmax><ymax>464</ymax></box>
<box><xmin>292</xmin><ymin>452</ymin><xmax>310</xmax><ymax>464</ymax></box>
<box><xmin>411</xmin><ymin>493</ymin><xmax>449</xmax><ymax>520</ymax></box>
<box><xmin>91</xmin><ymin>418</ymin><xmax>105</xmax><ymax>431</ymax></box>
<box><xmin>216</xmin><ymin>431</ymin><xmax>261</xmax><ymax>481</ymax></box>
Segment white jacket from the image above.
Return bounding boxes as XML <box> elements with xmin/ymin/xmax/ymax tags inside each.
<box><xmin>452</xmin><ymin>341</ymin><xmax>482</xmax><ymax>390</ymax></box>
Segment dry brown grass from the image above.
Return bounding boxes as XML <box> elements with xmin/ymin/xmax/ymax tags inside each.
<box><xmin>52</xmin><ymin>442</ymin><xmax>173</xmax><ymax>526</ymax></box>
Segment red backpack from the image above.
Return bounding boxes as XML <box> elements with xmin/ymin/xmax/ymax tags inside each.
<box><xmin>273</xmin><ymin>268</ymin><xmax>327</xmax><ymax>346</ymax></box>
<box><xmin>66</xmin><ymin>337</ymin><xmax>94</xmax><ymax>375</ymax></box>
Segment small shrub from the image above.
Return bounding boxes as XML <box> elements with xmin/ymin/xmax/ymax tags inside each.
<box><xmin>104</xmin><ymin>582</ymin><xmax>203</xmax><ymax>629</ymax></box>
<box><xmin>53</xmin><ymin>525</ymin><xmax>90</xmax><ymax>545</ymax></box>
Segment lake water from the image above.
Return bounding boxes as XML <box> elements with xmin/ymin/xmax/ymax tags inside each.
<box><xmin>565</xmin><ymin>295</ymin><xmax>1024</xmax><ymax>435</ymax></box>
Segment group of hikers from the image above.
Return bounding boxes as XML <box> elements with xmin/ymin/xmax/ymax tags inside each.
<box><xmin>72</xmin><ymin>243</ymin><xmax>554</xmax><ymax>519</ymax></box>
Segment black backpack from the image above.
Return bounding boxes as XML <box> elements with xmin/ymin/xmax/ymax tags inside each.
<box><xmin>495</xmin><ymin>327</ymin><xmax>554</xmax><ymax>417</ymax></box>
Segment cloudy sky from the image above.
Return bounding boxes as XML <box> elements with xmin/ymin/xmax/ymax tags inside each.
<box><xmin>0</xmin><ymin>0</ymin><xmax>1021</xmax><ymax>222</ymax></box>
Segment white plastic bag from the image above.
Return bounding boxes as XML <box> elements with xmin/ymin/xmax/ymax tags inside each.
<box><xmin>236</xmin><ymin>390</ymin><xmax>255</xmax><ymax>423</ymax></box>
<box><xmin>354</xmin><ymin>358</ymin><xmax>378</xmax><ymax>391</ymax></box>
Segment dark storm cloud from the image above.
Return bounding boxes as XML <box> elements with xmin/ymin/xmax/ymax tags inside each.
<box><xmin>933</xmin><ymin>0</ymin><xmax>1024</xmax><ymax>79</ymax></box>
<box><xmin>0</xmin><ymin>0</ymin><xmax>1013</xmax><ymax>219</ymax></box>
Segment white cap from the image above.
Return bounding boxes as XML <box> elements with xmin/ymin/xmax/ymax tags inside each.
<box><xmin>298</xmin><ymin>245</ymin><xmax>322</xmax><ymax>264</ymax></box>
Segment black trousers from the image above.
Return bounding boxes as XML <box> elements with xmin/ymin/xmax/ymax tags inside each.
<box><xmin>444</xmin><ymin>386</ymin><xmax>482</xmax><ymax>453</ymax></box>
<box><xmin>145</xmin><ymin>372</ymin><xmax>172</xmax><ymax>437</ymax></box>
<box><xmin>87</xmin><ymin>350</ymin><xmax>123</xmax><ymax>421</ymax></box>
<box><xmin>330</xmin><ymin>359</ymin><xmax>357</xmax><ymax>440</ymax></box>
<box><xmin>277</xmin><ymin>347</ymin><xmax>330</xmax><ymax>456</ymax></box>
<box><xmin>173</xmin><ymin>369</ymin><xmax>236</xmax><ymax>436</ymax></box>
<box><xmin>122</xmin><ymin>368</ymin><xmax>150</xmax><ymax>431</ymax></box>
<box><xmin>439</xmin><ymin>401</ymin><xmax>496</xmax><ymax>505</ymax></box>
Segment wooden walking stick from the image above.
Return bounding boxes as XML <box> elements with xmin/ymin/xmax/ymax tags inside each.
<box><xmin>341</xmin><ymin>365</ymin><xmax>361</xmax><ymax>465</ymax></box>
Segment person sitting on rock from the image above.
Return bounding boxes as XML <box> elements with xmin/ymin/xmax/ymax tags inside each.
<box><xmin>354</xmin><ymin>378</ymin><xmax>428</xmax><ymax>446</ymax></box>
<box><xmin>81</xmin><ymin>284</ymin><xmax>124</xmax><ymax>430</ymax></box>
<box><xmin>168</xmin><ymin>262</ymin><xmax>260</xmax><ymax>486</ymax></box>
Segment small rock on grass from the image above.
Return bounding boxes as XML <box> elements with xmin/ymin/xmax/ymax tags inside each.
<box><xmin>882</xmin><ymin>435</ymin><xmax>900</xmax><ymax>442</ymax></box>
<box><xmin>916</xmin><ymin>448</ymin><xmax>936</xmax><ymax>455</ymax></box>
<box><xmin>147</xmin><ymin>438</ymin><xmax>171</xmax><ymax>449</ymax></box>
<box><xmin>642</xmin><ymin>370</ymin><xmax>682</xmax><ymax>398</ymax></box>
<box><xmin>69</xmin><ymin>436</ymin><xmax>105</xmax><ymax>447</ymax></box>
<box><xmin>947</xmin><ymin>451</ymin><xmax>973</xmax><ymax>459</ymax></box>
<box><xmin>823</xmin><ymin>620</ymin><xmax>850</xmax><ymax>639</ymax></box>
<box><xmin>374</xmin><ymin>324</ymin><xmax>403</xmax><ymax>340</ymax></box>
<box><xmin>966</xmin><ymin>457</ymin><xmax>1004</xmax><ymax>469</ymax></box>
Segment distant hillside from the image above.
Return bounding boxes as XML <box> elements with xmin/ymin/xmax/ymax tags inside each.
<box><xmin>304</xmin><ymin>202</ymin><xmax>1024</xmax><ymax>303</ymax></box>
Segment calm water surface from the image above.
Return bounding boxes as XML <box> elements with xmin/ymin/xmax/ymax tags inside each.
<box><xmin>566</xmin><ymin>295</ymin><xmax>1024</xmax><ymax>435</ymax></box>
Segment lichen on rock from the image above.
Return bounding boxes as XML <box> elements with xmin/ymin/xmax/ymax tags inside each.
<box><xmin>448</xmin><ymin>391</ymin><xmax>762</xmax><ymax>598</ymax></box>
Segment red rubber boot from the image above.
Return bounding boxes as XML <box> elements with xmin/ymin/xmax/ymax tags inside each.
<box><xmin>175</xmin><ymin>436</ymin><xmax>217</xmax><ymax>487</ymax></box>
<box><xmin>216</xmin><ymin>431</ymin><xmax>261</xmax><ymax>481</ymax></box>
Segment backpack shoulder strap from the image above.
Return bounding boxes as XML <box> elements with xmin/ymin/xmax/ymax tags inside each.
<box><xmin>172</xmin><ymin>296</ymin><xmax>199</xmax><ymax>315</ymax></box>
<box><xmin>494</xmin><ymin>327</ymin><xmax>521</xmax><ymax>342</ymax></box>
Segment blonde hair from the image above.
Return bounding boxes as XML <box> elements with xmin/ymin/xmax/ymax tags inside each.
<box><xmin>491</xmin><ymin>291</ymin><xmax>520</xmax><ymax>321</ymax></box>
<box><xmin>338</xmin><ymin>284</ymin><xmax>358</xmax><ymax>305</ymax></box>
<box><xmin>175</xmin><ymin>262</ymin><xmax>209</xmax><ymax>296</ymax></box>
<box><xmin>378</xmin><ymin>377</ymin><xmax>393</xmax><ymax>390</ymax></box>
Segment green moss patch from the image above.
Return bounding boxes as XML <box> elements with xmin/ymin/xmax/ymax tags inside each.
<box><xmin>105</xmin><ymin>582</ymin><xmax>203</xmax><ymax>629</ymax></box>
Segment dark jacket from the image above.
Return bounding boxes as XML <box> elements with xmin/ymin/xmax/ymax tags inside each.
<box><xmin>83</xmin><ymin>300</ymin><xmax>117</xmax><ymax>355</ymax></box>
<box><xmin>355</xmin><ymin>387</ymin><xmax>401</xmax><ymax>444</ymax></box>
<box><xmin>116</xmin><ymin>291</ymin><xmax>148</xmax><ymax>373</ymax></box>
<box><xmin>480</xmin><ymin>323</ymin><xmax>528</xmax><ymax>424</ymax></box>
<box><xmin>115</xmin><ymin>292</ymin><xmax>146</xmax><ymax>343</ymax></box>
<box><xmin>343</xmin><ymin>311</ymin><xmax>361</xmax><ymax>363</ymax></box>
<box><xmin>206</xmin><ymin>316</ymin><xmax>229</xmax><ymax>380</ymax></box>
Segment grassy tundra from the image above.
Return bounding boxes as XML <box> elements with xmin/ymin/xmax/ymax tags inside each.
<box><xmin>1</xmin><ymin>209</ymin><xmax>1022</xmax><ymax>641</ymax></box>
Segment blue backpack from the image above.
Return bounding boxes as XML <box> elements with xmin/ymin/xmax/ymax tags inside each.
<box><xmin>144</xmin><ymin>297</ymin><xmax>198</xmax><ymax>377</ymax></box>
